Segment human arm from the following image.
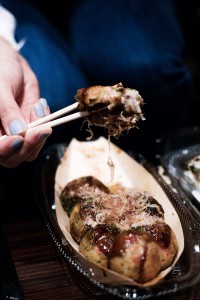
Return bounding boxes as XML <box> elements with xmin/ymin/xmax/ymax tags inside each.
<box><xmin>0</xmin><ymin>7</ymin><xmax>52</xmax><ymax>168</ymax></box>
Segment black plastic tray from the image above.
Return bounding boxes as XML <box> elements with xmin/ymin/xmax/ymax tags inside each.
<box><xmin>35</xmin><ymin>143</ymin><xmax>200</xmax><ymax>300</ymax></box>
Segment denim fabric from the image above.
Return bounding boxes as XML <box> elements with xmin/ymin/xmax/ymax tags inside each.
<box><xmin>1</xmin><ymin>0</ymin><xmax>196</xmax><ymax>135</ymax></box>
<box><xmin>66</xmin><ymin>0</ymin><xmax>194</xmax><ymax>132</ymax></box>
<box><xmin>1</xmin><ymin>0</ymin><xmax>89</xmax><ymax>113</ymax></box>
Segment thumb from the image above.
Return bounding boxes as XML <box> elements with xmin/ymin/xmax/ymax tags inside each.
<box><xmin>0</xmin><ymin>88</ymin><xmax>27</xmax><ymax>135</ymax></box>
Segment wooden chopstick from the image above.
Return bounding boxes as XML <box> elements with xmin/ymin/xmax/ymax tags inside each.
<box><xmin>28</xmin><ymin>110</ymin><xmax>89</xmax><ymax>132</ymax></box>
<box><xmin>28</xmin><ymin>102</ymin><xmax>78</xmax><ymax>129</ymax></box>
<box><xmin>0</xmin><ymin>102</ymin><xmax>89</xmax><ymax>141</ymax></box>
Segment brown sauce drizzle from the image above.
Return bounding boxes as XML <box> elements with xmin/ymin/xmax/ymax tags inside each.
<box><xmin>92</xmin><ymin>225</ymin><xmax>117</xmax><ymax>255</ymax></box>
<box><xmin>138</xmin><ymin>245</ymin><xmax>147</xmax><ymax>283</ymax></box>
<box><xmin>147</xmin><ymin>223</ymin><xmax>171</xmax><ymax>248</ymax></box>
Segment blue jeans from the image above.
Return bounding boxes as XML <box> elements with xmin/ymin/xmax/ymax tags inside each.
<box><xmin>1</xmin><ymin>0</ymin><xmax>89</xmax><ymax>113</ymax></box>
<box><xmin>1</xmin><ymin>0</ymin><xmax>195</xmax><ymax>136</ymax></box>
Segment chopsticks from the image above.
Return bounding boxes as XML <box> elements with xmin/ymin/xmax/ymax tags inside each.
<box><xmin>0</xmin><ymin>103</ymin><xmax>89</xmax><ymax>141</ymax></box>
<box><xmin>28</xmin><ymin>102</ymin><xmax>89</xmax><ymax>130</ymax></box>
<box><xmin>28</xmin><ymin>103</ymin><xmax>78</xmax><ymax>129</ymax></box>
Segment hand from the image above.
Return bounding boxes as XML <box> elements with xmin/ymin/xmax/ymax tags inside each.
<box><xmin>0</xmin><ymin>37</ymin><xmax>52</xmax><ymax>168</ymax></box>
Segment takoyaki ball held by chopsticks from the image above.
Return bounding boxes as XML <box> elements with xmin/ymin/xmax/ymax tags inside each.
<box><xmin>75</xmin><ymin>82</ymin><xmax>144</xmax><ymax>137</ymax></box>
<box><xmin>0</xmin><ymin>83</ymin><xmax>143</xmax><ymax>141</ymax></box>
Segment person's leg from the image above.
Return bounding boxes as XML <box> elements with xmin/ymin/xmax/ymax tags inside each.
<box><xmin>67</xmin><ymin>0</ymin><xmax>195</xmax><ymax>134</ymax></box>
<box><xmin>1</xmin><ymin>0</ymin><xmax>89</xmax><ymax>113</ymax></box>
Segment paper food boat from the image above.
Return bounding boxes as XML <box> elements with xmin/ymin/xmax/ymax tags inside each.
<box><xmin>54</xmin><ymin>137</ymin><xmax>184</xmax><ymax>287</ymax></box>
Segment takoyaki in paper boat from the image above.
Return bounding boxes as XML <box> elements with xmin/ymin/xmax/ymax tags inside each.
<box><xmin>54</xmin><ymin>137</ymin><xmax>184</xmax><ymax>287</ymax></box>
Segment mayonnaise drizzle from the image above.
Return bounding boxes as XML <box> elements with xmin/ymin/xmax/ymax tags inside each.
<box><xmin>107</xmin><ymin>135</ymin><xmax>115</xmax><ymax>183</ymax></box>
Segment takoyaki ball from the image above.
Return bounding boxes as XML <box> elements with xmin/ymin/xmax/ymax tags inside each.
<box><xmin>70</xmin><ymin>202</ymin><xmax>89</xmax><ymax>243</ymax></box>
<box><xmin>70</xmin><ymin>197</ymin><xmax>97</xmax><ymax>243</ymax></box>
<box><xmin>109</xmin><ymin>230</ymin><xmax>161</xmax><ymax>283</ymax></box>
<box><xmin>79</xmin><ymin>224</ymin><xmax>120</xmax><ymax>268</ymax></box>
<box><xmin>75</xmin><ymin>83</ymin><xmax>144</xmax><ymax>137</ymax></box>
<box><xmin>141</xmin><ymin>222</ymin><xmax>178</xmax><ymax>270</ymax></box>
<box><xmin>60</xmin><ymin>176</ymin><xmax>110</xmax><ymax>215</ymax></box>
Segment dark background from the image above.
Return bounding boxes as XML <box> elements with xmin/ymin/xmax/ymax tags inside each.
<box><xmin>1</xmin><ymin>0</ymin><xmax>200</xmax><ymax>224</ymax></box>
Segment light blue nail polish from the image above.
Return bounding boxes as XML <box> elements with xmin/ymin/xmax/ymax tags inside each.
<box><xmin>9</xmin><ymin>120</ymin><xmax>26</xmax><ymax>135</ymax></box>
<box><xmin>11</xmin><ymin>139</ymin><xmax>23</xmax><ymax>150</ymax></box>
<box><xmin>40</xmin><ymin>98</ymin><xmax>48</xmax><ymax>108</ymax></box>
<box><xmin>34</xmin><ymin>102</ymin><xmax>45</xmax><ymax>118</ymax></box>
<box><xmin>38</xmin><ymin>133</ymin><xmax>50</xmax><ymax>142</ymax></box>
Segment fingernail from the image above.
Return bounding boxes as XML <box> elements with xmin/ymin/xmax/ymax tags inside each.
<box><xmin>34</xmin><ymin>102</ymin><xmax>45</xmax><ymax>118</ymax></box>
<box><xmin>40</xmin><ymin>98</ymin><xmax>48</xmax><ymax>108</ymax></box>
<box><xmin>11</xmin><ymin>139</ymin><xmax>23</xmax><ymax>150</ymax></box>
<box><xmin>38</xmin><ymin>133</ymin><xmax>50</xmax><ymax>141</ymax></box>
<box><xmin>9</xmin><ymin>120</ymin><xmax>26</xmax><ymax>135</ymax></box>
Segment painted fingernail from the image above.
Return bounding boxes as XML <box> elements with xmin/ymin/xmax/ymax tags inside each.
<box><xmin>11</xmin><ymin>139</ymin><xmax>23</xmax><ymax>150</ymax></box>
<box><xmin>9</xmin><ymin>120</ymin><xmax>26</xmax><ymax>135</ymax></box>
<box><xmin>40</xmin><ymin>98</ymin><xmax>48</xmax><ymax>108</ymax></box>
<box><xmin>34</xmin><ymin>102</ymin><xmax>45</xmax><ymax>118</ymax></box>
<box><xmin>38</xmin><ymin>133</ymin><xmax>50</xmax><ymax>141</ymax></box>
